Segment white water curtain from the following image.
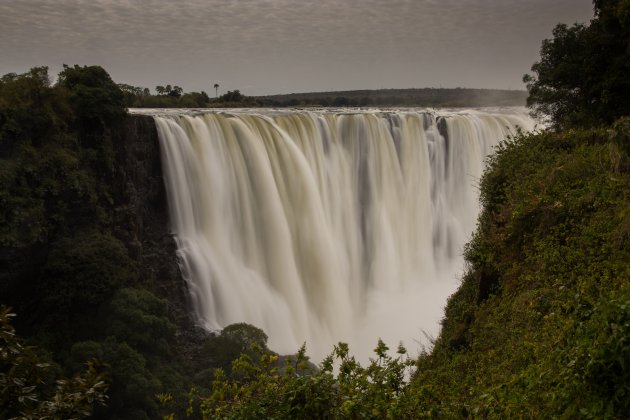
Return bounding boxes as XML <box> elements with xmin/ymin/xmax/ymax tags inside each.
<box><xmin>154</xmin><ymin>108</ymin><xmax>534</xmax><ymax>360</ymax></box>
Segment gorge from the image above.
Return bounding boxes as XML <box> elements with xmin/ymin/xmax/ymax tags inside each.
<box><xmin>143</xmin><ymin>108</ymin><xmax>536</xmax><ymax>359</ymax></box>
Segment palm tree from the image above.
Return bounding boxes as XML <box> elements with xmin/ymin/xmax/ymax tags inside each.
<box><xmin>214</xmin><ymin>83</ymin><xmax>219</xmax><ymax>98</ymax></box>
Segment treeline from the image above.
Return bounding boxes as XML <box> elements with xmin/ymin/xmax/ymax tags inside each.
<box><xmin>118</xmin><ymin>83</ymin><xmax>263</xmax><ymax>108</ymax></box>
<box><xmin>118</xmin><ymin>83</ymin><xmax>211</xmax><ymax>108</ymax></box>
<box><xmin>255</xmin><ymin>88</ymin><xmax>528</xmax><ymax>108</ymax></box>
<box><xmin>119</xmin><ymin>83</ymin><xmax>528</xmax><ymax>109</ymax></box>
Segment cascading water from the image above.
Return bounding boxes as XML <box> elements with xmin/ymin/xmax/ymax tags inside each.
<box><xmin>150</xmin><ymin>108</ymin><xmax>535</xmax><ymax>360</ymax></box>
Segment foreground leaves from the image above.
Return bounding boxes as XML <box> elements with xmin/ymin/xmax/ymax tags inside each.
<box><xmin>0</xmin><ymin>306</ymin><xmax>108</xmax><ymax>419</ymax></box>
<box><xmin>177</xmin><ymin>340</ymin><xmax>414</xmax><ymax>419</ymax></box>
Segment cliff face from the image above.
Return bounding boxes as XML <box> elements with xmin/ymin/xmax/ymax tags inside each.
<box><xmin>112</xmin><ymin>115</ymin><xmax>198</xmax><ymax>339</ymax></box>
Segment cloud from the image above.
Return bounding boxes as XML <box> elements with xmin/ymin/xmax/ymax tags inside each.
<box><xmin>0</xmin><ymin>0</ymin><xmax>595</xmax><ymax>94</ymax></box>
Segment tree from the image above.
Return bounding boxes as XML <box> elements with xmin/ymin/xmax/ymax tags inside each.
<box><xmin>214</xmin><ymin>83</ymin><xmax>219</xmax><ymax>98</ymax></box>
<box><xmin>168</xmin><ymin>85</ymin><xmax>183</xmax><ymax>98</ymax></box>
<box><xmin>220</xmin><ymin>323</ymin><xmax>268</xmax><ymax>354</ymax></box>
<box><xmin>219</xmin><ymin>90</ymin><xmax>243</xmax><ymax>103</ymax></box>
<box><xmin>0</xmin><ymin>66</ymin><xmax>68</xmax><ymax>155</ymax></box>
<box><xmin>200</xmin><ymin>323</ymin><xmax>269</xmax><ymax>375</ymax></box>
<box><xmin>523</xmin><ymin>23</ymin><xmax>591</xmax><ymax>128</ymax></box>
<box><xmin>524</xmin><ymin>0</ymin><xmax>630</xmax><ymax>129</ymax></box>
<box><xmin>155</xmin><ymin>85</ymin><xmax>165</xmax><ymax>96</ymax></box>
<box><xmin>117</xmin><ymin>83</ymin><xmax>146</xmax><ymax>106</ymax></box>
<box><xmin>56</xmin><ymin>65</ymin><xmax>126</xmax><ymax>125</ymax></box>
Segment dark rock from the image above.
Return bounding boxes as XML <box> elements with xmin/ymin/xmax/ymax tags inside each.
<box><xmin>113</xmin><ymin>114</ymin><xmax>207</xmax><ymax>360</ymax></box>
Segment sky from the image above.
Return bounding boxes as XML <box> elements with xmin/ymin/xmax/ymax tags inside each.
<box><xmin>1</xmin><ymin>0</ymin><xmax>595</xmax><ymax>96</ymax></box>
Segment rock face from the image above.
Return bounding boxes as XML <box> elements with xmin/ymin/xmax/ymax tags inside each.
<box><xmin>112</xmin><ymin>115</ymin><xmax>206</xmax><ymax>346</ymax></box>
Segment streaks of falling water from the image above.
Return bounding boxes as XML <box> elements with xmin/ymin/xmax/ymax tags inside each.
<box><xmin>153</xmin><ymin>108</ymin><xmax>535</xmax><ymax>360</ymax></box>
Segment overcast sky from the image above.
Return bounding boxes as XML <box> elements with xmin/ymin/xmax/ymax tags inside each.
<box><xmin>1</xmin><ymin>0</ymin><xmax>594</xmax><ymax>96</ymax></box>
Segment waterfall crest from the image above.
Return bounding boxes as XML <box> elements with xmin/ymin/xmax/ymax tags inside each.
<box><xmin>153</xmin><ymin>108</ymin><xmax>535</xmax><ymax>359</ymax></box>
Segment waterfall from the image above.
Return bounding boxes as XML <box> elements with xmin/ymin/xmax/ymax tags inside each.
<box><xmin>152</xmin><ymin>108</ymin><xmax>535</xmax><ymax>360</ymax></box>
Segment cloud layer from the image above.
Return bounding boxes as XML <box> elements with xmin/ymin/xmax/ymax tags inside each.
<box><xmin>0</xmin><ymin>0</ymin><xmax>594</xmax><ymax>95</ymax></box>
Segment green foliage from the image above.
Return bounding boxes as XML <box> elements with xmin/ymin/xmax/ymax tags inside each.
<box><xmin>0</xmin><ymin>67</ymin><xmax>77</xmax><ymax>247</ymax></box>
<box><xmin>104</xmin><ymin>288</ymin><xmax>175</xmax><ymax>356</ymax></box>
<box><xmin>120</xmin><ymin>83</ymin><xmax>210</xmax><ymax>108</ymax></box>
<box><xmin>0</xmin><ymin>65</ymin><xmax>127</xmax><ymax>250</ymax></box>
<box><xmin>56</xmin><ymin>65</ymin><xmax>127</xmax><ymax>176</ymax></box>
<box><xmin>0</xmin><ymin>140</ymin><xmax>102</xmax><ymax>247</ymax></box>
<box><xmin>200</xmin><ymin>323</ymin><xmax>270</xmax><ymax>376</ymax></box>
<box><xmin>220</xmin><ymin>323</ymin><xmax>268</xmax><ymax>354</ymax></box>
<box><xmin>0</xmin><ymin>66</ymin><xmax>194</xmax><ymax>419</ymax></box>
<box><xmin>0</xmin><ymin>66</ymin><xmax>132</xmax><ymax>357</ymax></box>
<box><xmin>563</xmin><ymin>298</ymin><xmax>630</xmax><ymax>417</ymax></box>
<box><xmin>218</xmin><ymin>89</ymin><xmax>244</xmax><ymax>103</ymax></box>
<box><xmin>187</xmin><ymin>340</ymin><xmax>414</xmax><ymax>419</ymax></box>
<box><xmin>66</xmin><ymin>288</ymin><xmax>183</xmax><ymax>419</ymax></box>
<box><xmin>0</xmin><ymin>306</ymin><xmax>108</xmax><ymax>419</ymax></box>
<box><xmin>43</xmin><ymin>232</ymin><xmax>138</xmax><ymax>313</ymax></box>
<box><xmin>524</xmin><ymin>0</ymin><xmax>630</xmax><ymax>129</ymax></box>
<box><xmin>0</xmin><ymin>67</ymin><xmax>71</xmax><ymax>154</ymax></box>
<box><xmin>68</xmin><ymin>337</ymin><xmax>161</xmax><ymax>418</ymax></box>
<box><xmin>57</xmin><ymin>64</ymin><xmax>126</xmax><ymax>124</ymax></box>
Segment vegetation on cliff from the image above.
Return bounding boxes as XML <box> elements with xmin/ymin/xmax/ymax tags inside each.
<box><xmin>0</xmin><ymin>65</ymin><xmax>179</xmax><ymax>418</ymax></box>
